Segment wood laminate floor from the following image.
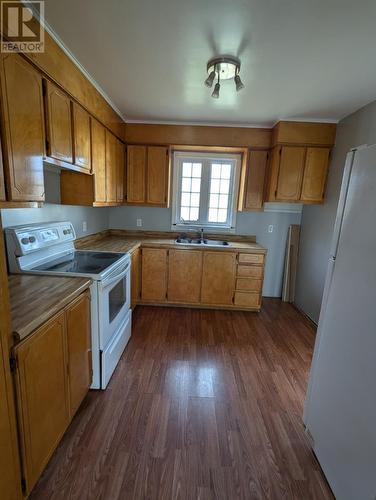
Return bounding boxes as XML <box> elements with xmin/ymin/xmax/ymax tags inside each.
<box><xmin>30</xmin><ymin>300</ymin><xmax>333</xmax><ymax>500</ymax></box>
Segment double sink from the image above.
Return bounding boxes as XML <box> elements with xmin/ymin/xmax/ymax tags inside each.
<box><xmin>175</xmin><ymin>237</ymin><xmax>230</xmax><ymax>247</ymax></box>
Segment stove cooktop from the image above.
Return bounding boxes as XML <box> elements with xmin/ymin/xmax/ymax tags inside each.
<box><xmin>33</xmin><ymin>251</ymin><xmax>126</xmax><ymax>275</ymax></box>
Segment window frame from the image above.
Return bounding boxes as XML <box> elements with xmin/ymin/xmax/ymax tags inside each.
<box><xmin>171</xmin><ymin>151</ymin><xmax>241</xmax><ymax>232</ymax></box>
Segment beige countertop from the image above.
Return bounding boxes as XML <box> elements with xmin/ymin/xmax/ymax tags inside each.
<box><xmin>9</xmin><ymin>274</ymin><xmax>92</xmax><ymax>342</ymax></box>
<box><xmin>75</xmin><ymin>230</ymin><xmax>267</xmax><ymax>255</ymax></box>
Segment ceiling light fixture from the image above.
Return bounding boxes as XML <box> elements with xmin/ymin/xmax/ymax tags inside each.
<box><xmin>204</xmin><ymin>55</ymin><xmax>245</xmax><ymax>98</ymax></box>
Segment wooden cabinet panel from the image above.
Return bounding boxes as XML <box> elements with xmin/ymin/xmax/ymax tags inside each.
<box><xmin>66</xmin><ymin>292</ymin><xmax>91</xmax><ymax>417</ymax></box>
<box><xmin>45</xmin><ymin>80</ymin><xmax>73</xmax><ymax>163</ymax></box>
<box><xmin>147</xmin><ymin>146</ymin><xmax>169</xmax><ymax>205</ymax></box>
<box><xmin>243</xmin><ymin>150</ymin><xmax>269</xmax><ymax>210</ymax></box>
<box><xmin>73</xmin><ymin>102</ymin><xmax>91</xmax><ymax>171</ymax></box>
<box><xmin>127</xmin><ymin>145</ymin><xmax>146</xmax><ymax>203</ymax></box>
<box><xmin>237</xmin><ymin>265</ymin><xmax>263</xmax><ymax>278</ymax></box>
<box><xmin>201</xmin><ymin>252</ymin><xmax>236</xmax><ymax>305</ymax></box>
<box><xmin>116</xmin><ymin>139</ymin><xmax>125</xmax><ymax>202</ymax></box>
<box><xmin>141</xmin><ymin>248</ymin><xmax>167</xmax><ymax>301</ymax></box>
<box><xmin>168</xmin><ymin>249</ymin><xmax>202</xmax><ymax>303</ymax></box>
<box><xmin>131</xmin><ymin>248</ymin><xmax>140</xmax><ymax>309</ymax></box>
<box><xmin>238</xmin><ymin>253</ymin><xmax>264</xmax><ymax>265</ymax></box>
<box><xmin>14</xmin><ymin>312</ymin><xmax>69</xmax><ymax>492</ymax></box>
<box><xmin>105</xmin><ymin>130</ymin><xmax>117</xmax><ymax>203</ymax></box>
<box><xmin>235</xmin><ymin>278</ymin><xmax>262</xmax><ymax>291</ymax></box>
<box><xmin>0</xmin><ymin>137</ymin><xmax>5</xmax><ymax>200</ymax></box>
<box><xmin>0</xmin><ymin>54</ymin><xmax>45</xmax><ymax>201</ymax></box>
<box><xmin>276</xmin><ymin>146</ymin><xmax>306</xmax><ymax>201</ymax></box>
<box><xmin>234</xmin><ymin>291</ymin><xmax>261</xmax><ymax>309</ymax></box>
<box><xmin>300</xmin><ymin>147</ymin><xmax>330</xmax><ymax>202</ymax></box>
<box><xmin>91</xmin><ymin>118</ymin><xmax>106</xmax><ymax>203</ymax></box>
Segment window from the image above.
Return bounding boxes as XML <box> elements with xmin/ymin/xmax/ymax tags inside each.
<box><xmin>172</xmin><ymin>151</ymin><xmax>241</xmax><ymax>231</ymax></box>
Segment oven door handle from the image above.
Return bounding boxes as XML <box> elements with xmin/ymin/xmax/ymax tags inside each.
<box><xmin>101</xmin><ymin>263</ymin><xmax>130</xmax><ymax>289</ymax></box>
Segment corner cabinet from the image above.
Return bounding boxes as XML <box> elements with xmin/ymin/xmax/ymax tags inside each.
<box><xmin>13</xmin><ymin>291</ymin><xmax>91</xmax><ymax>495</ymax></box>
<box><xmin>265</xmin><ymin>145</ymin><xmax>331</xmax><ymax>203</ymax></box>
<box><xmin>139</xmin><ymin>247</ymin><xmax>266</xmax><ymax>311</ymax></box>
<box><xmin>126</xmin><ymin>145</ymin><xmax>169</xmax><ymax>206</ymax></box>
<box><xmin>0</xmin><ymin>54</ymin><xmax>45</xmax><ymax>202</ymax></box>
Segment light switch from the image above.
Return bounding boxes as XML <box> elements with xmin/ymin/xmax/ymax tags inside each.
<box><xmin>82</xmin><ymin>221</ymin><xmax>87</xmax><ymax>232</ymax></box>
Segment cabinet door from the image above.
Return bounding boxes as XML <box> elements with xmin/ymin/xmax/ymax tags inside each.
<box><xmin>73</xmin><ymin>102</ymin><xmax>91</xmax><ymax>171</ymax></box>
<box><xmin>0</xmin><ymin>137</ymin><xmax>5</xmax><ymax>200</ymax></box>
<box><xmin>127</xmin><ymin>145</ymin><xmax>146</xmax><ymax>203</ymax></box>
<box><xmin>45</xmin><ymin>81</ymin><xmax>73</xmax><ymax>163</ymax></box>
<box><xmin>243</xmin><ymin>150</ymin><xmax>269</xmax><ymax>209</ymax></box>
<box><xmin>14</xmin><ymin>312</ymin><xmax>69</xmax><ymax>492</ymax></box>
<box><xmin>0</xmin><ymin>54</ymin><xmax>45</xmax><ymax>201</ymax></box>
<box><xmin>168</xmin><ymin>249</ymin><xmax>202</xmax><ymax>303</ymax></box>
<box><xmin>147</xmin><ymin>146</ymin><xmax>169</xmax><ymax>205</ymax></box>
<box><xmin>131</xmin><ymin>248</ymin><xmax>140</xmax><ymax>309</ymax></box>
<box><xmin>91</xmin><ymin>118</ymin><xmax>106</xmax><ymax>203</ymax></box>
<box><xmin>66</xmin><ymin>292</ymin><xmax>91</xmax><ymax>417</ymax></box>
<box><xmin>201</xmin><ymin>252</ymin><xmax>236</xmax><ymax>305</ymax></box>
<box><xmin>116</xmin><ymin>139</ymin><xmax>125</xmax><ymax>202</ymax></box>
<box><xmin>105</xmin><ymin>130</ymin><xmax>117</xmax><ymax>203</ymax></box>
<box><xmin>300</xmin><ymin>147</ymin><xmax>330</xmax><ymax>202</ymax></box>
<box><xmin>141</xmin><ymin>248</ymin><xmax>167</xmax><ymax>301</ymax></box>
<box><xmin>276</xmin><ymin>146</ymin><xmax>306</xmax><ymax>201</ymax></box>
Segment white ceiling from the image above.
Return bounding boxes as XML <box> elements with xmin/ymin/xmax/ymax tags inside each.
<box><xmin>43</xmin><ymin>0</ymin><xmax>376</xmax><ymax>126</ymax></box>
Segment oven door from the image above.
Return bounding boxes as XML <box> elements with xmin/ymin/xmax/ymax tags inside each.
<box><xmin>98</xmin><ymin>260</ymin><xmax>131</xmax><ymax>350</ymax></box>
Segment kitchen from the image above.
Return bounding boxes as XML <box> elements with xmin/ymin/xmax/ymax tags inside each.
<box><xmin>0</xmin><ymin>1</ymin><xmax>375</xmax><ymax>499</ymax></box>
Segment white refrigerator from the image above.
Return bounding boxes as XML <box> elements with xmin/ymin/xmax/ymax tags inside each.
<box><xmin>304</xmin><ymin>144</ymin><xmax>376</xmax><ymax>500</ymax></box>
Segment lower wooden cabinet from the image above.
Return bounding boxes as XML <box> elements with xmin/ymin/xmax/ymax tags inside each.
<box><xmin>131</xmin><ymin>248</ymin><xmax>141</xmax><ymax>309</ymax></box>
<box><xmin>0</xmin><ymin>137</ymin><xmax>6</xmax><ymax>201</ymax></box>
<box><xmin>13</xmin><ymin>291</ymin><xmax>91</xmax><ymax>495</ymax></box>
<box><xmin>66</xmin><ymin>293</ymin><xmax>91</xmax><ymax>416</ymax></box>
<box><xmin>14</xmin><ymin>311</ymin><xmax>69</xmax><ymax>493</ymax></box>
<box><xmin>141</xmin><ymin>248</ymin><xmax>168</xmax><ymax>301</ymax></box>
<box><xmin>201</xmin><ymin>252</ymin><xmax>237</xmax><ymax>305</ymax></box>
<box><xmin>139</xmin><ymin>247</ymin><xmax>265</xmax><ymax>310</ymax></box>
<box><xmin>168</xmin><ymin>249</ymin><xmax>202</xmax><ymax>303</ymax></box>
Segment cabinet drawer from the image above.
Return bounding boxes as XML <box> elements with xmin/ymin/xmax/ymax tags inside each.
<box><xmin>237</xmin><ymin>265</ymin><xmax>263</xmax><ymax>278</ymax></box>
<box><xmin>236</xmin><ymin>278</ymin><xmax>262</xmax><ymax>291</ymax></box>
<box><xmin>238</xmin><ymin>253</ymin><xmax>264</xmax><ymax>265</ymax></box>
<box><xmin>234</xmin><ymin>291</ymin><xmax>261</xmax><ymax>308</ymax></box>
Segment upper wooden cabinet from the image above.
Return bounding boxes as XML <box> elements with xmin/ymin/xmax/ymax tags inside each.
<box><xmin>106</xmin><ymin>130</ymin><xmax>118</xmax><ymax>203</ymax></box>
<box><xmin>72</xmin><ymin>102</ymin><xmax>91</xmax><ymax>171</ymax></box>
<box><xmin>141</xmin><ymin>247</ymin><xmax>168</xmax><ymax>302</ymax></box>
<box><xmin>116</xmin><ymin>139</ymin><xmax>125</xmax><ymax>203</ymax></box>
<box><xmin>168</xmin><ymin>249</ymin><xmax>202</xmax><ymax>303</ymax></box>
<box><xmin>146</xmin><ymin>146</ymin><xmax>169</xmax><ymax>205</ymax></box>
<box><xmin>201</xmin><ymin>252</ymin><xmax>236</xmax><ymax>305</ymax></box>
<box><xmin>0</xmin><ymin>54</ymin><xmax>45</xmax><ymax>202</ymax></box>
<box><xmin>66</xmin><ymin>292</ymin><xmax>91</xmax><ymax>417</ymax></box>
<box><xmin>265</xmin><ymin>145</ymin><xmax>331</xmax><ymax>203</ymax></box>
<box><xmin>127</xmin><ymin>145</ymin><xmax>146</xmax><ymax>203</ymax></box>
<box><xmin>127</xmin><ymin>145</ymin><xmax>169</xmax><ymax>206</ymax></box>
<box><xmin>241</xmin><ymin>150</ymin><xmax>269</xmax><ymax>210</ymax></box>
<box><xmin>44</xmin><ymin>80</ymin><xmax>73</xmax><ymax>164</ymax></box>
<box><xmin>0</xmin><ymin>137</ymin><xmax>6</xmax><ymax>201</ymax></box>
<box><xmin>91</xmin><ymin>118</ymin><xmax>106</xmax><ymax>203</ymax></box>
<box><xmin>300</xmin><ymin>147</ymin><xmax>331</xmax><ymax>202</ymax></box>
<box><xmin>14</xmin><ymin>312</ymin><xmax>69</xmax><ymax>493</ymax></box>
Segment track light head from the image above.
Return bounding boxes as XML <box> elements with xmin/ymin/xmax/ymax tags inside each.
<box><xmin>204</xmin><ymin>70</ymin><xmax>216</xmax><ymax>88</ymax></box>
<box><xmin>234</xmin><ymin>74</ymin><xmax>245</xmax><ymax>92</ymax></box>
<box><xmin>211</xmin><ymin>82</ymin><xmax>220</xmax><ymax>99</ymax></box>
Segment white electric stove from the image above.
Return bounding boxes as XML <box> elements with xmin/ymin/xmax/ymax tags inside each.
<box><xmin>5</xmin><ymin>221</ymin><xmax>132</xmax><ymax>389</ymax></box>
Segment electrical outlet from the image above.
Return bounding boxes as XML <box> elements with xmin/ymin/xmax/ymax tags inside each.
<box><xmin>136</xmin><ymin>219</ymin><xmax>142</xmax><ymax>227</ymax></box>
<box><xmin>268</xmin><ymin>224</ymin><xmax>274</xmax><ymax>233</ymax></box>
<box><xmin>82</xmin><ymin>221</ymin><xmax>87</xmax><ymax>232</ymax></box>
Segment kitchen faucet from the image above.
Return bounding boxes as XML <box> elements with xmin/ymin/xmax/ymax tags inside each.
<box><xmin>200</xmin><ymin>228</ymin><xmax>204</xmax><ymax>243</ymax></box>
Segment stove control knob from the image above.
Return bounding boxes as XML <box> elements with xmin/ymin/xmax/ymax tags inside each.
<box><xmin>21</xmin><ymin>237</ymin><xmax>29</xmax><ymax>245</ymax></box>
<box><xmin>63</xmin><ymin>230</ymin><xmax>67</xmax><ymax>235</ymax></box>
<box><xmin>29</xmin><ymin>236</ymin><xmax>36</xmax><ymax>243</ymax></box>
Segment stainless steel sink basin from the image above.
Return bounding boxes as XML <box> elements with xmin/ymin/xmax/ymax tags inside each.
<box><xmin>175</xmin><ymin>237</ymin><xmax>230</xmax><ymax>247</ymax></box>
